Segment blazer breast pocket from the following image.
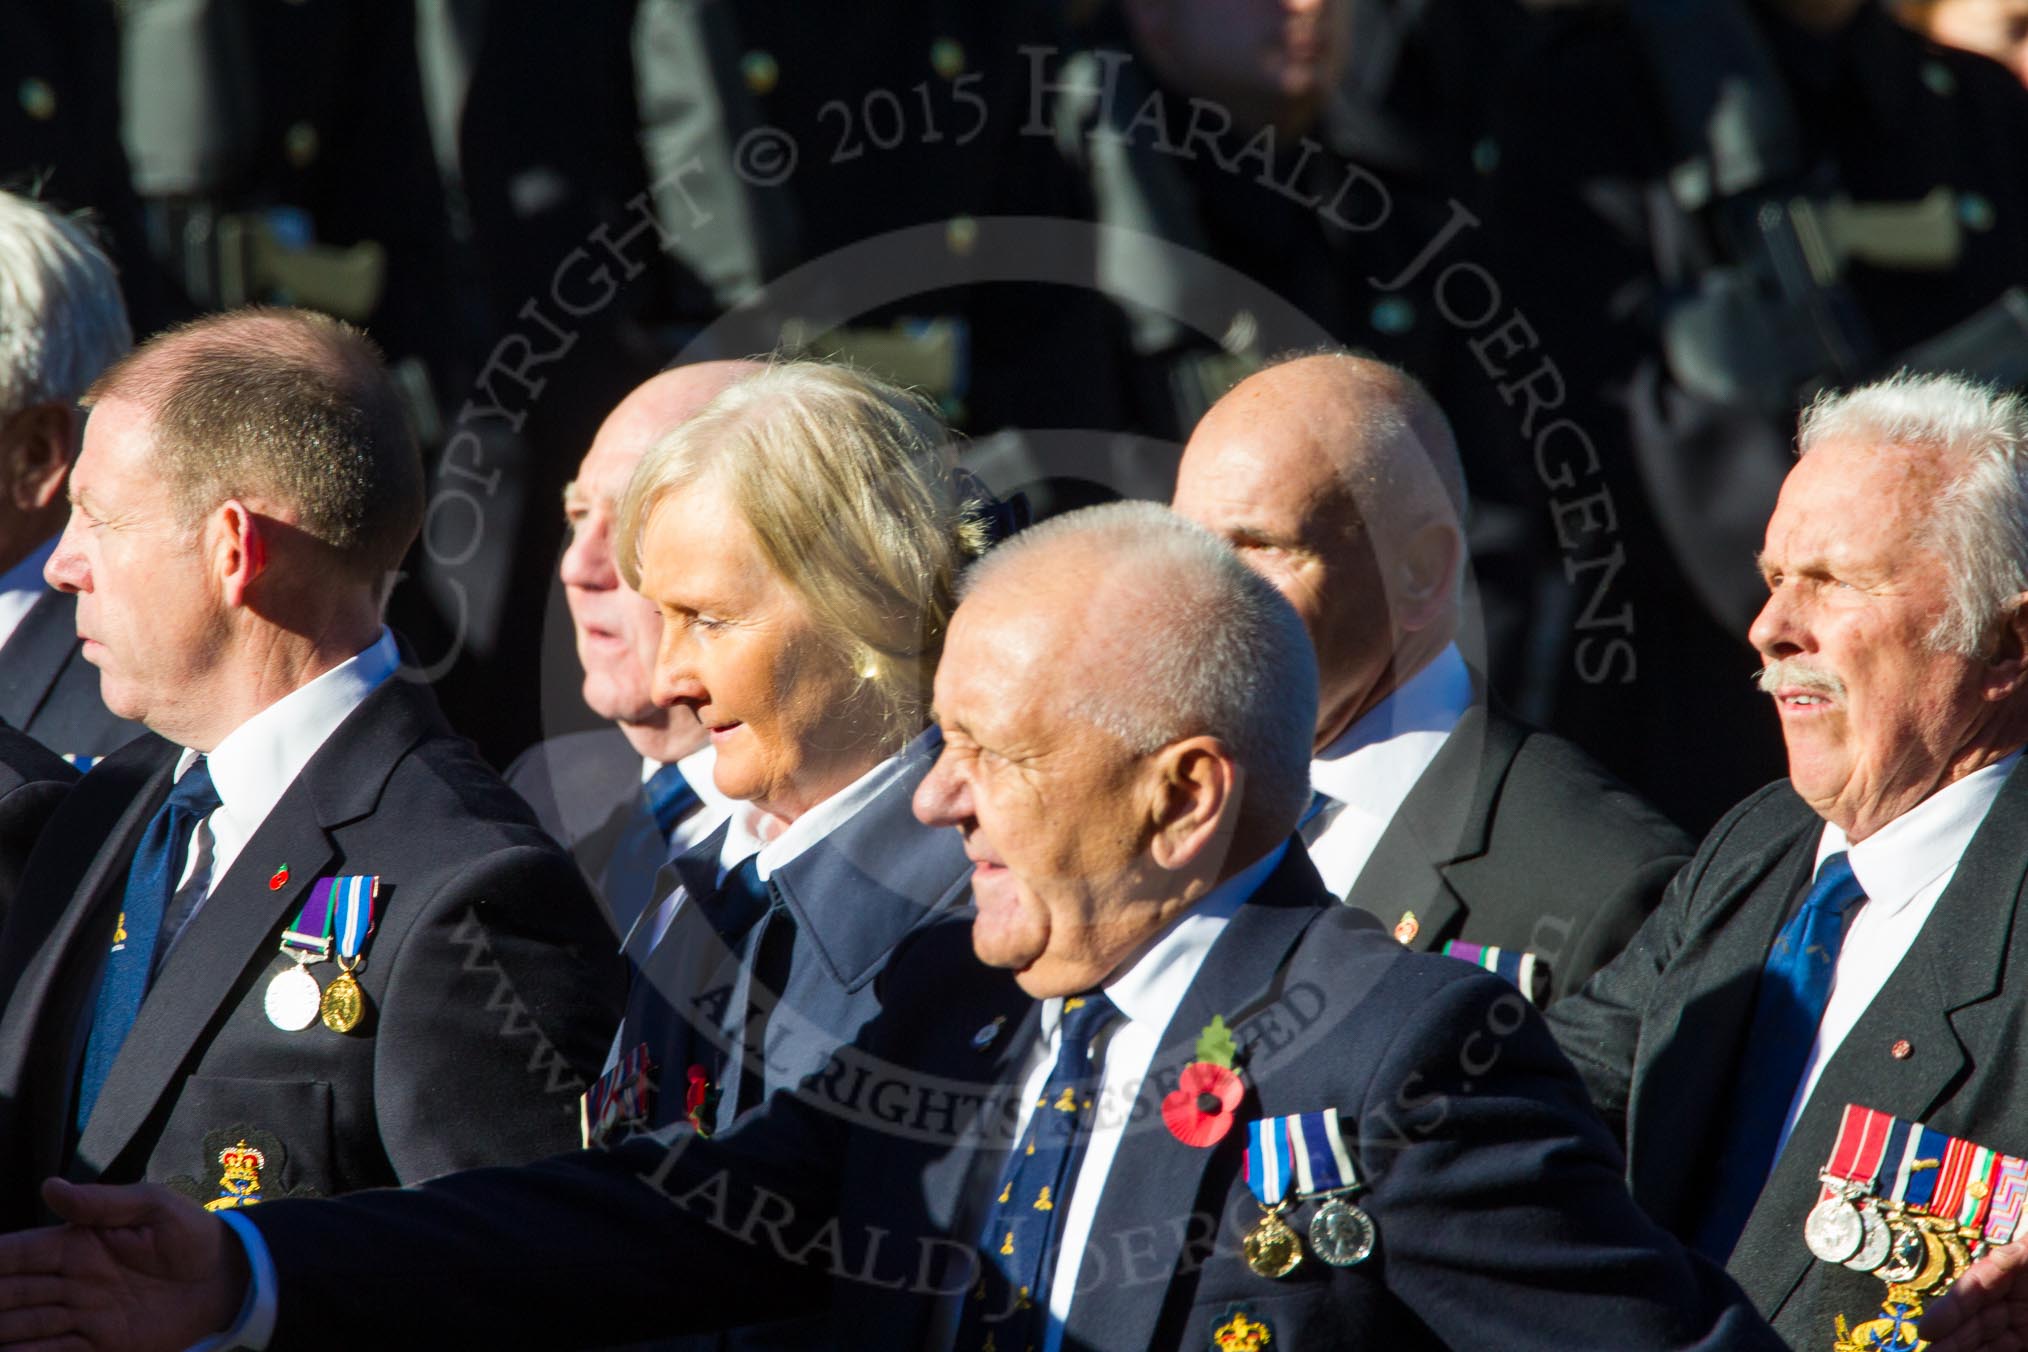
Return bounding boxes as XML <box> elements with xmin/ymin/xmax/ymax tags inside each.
<box><xmin>148</xmin><ymin>1075</ymin><xmax>335</xmax><ymax>1208</ymax></box>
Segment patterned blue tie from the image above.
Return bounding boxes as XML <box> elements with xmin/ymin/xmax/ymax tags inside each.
<box><xmin>959</xmin><ymin>992</ymin><xmax>1119</xmax><ymax>1352</ymax></box>
<box><xmin>75</xmin><ymin>758</ymin><xmax>222</xmax><ymax>1131</ymax></box>
<box><xmin>644</xmin><ymin>762</ymin><xmax>701</xmax><ymax>839</ymax></box>
<box><xmin>1693</xmin><ymin>850</ymin><xmax>1867</xmax><ymax>1260</ymax></box>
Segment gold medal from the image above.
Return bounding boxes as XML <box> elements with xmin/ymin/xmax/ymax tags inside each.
<box><xmin>319</xmin><ymin>968</ymin><xmax>365</xmax><ymax>1033</ymax></box>
<box><xmin>1242</xmin><ymin>1208</ymin><xmax>1303</xmax><ymax>1279</ymax></box>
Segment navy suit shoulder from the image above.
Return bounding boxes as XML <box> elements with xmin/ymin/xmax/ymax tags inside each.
<box><xmin>0</xmin><ymin>721</ymin><xmax>75</xmax><ymax>939</ymax></box>
<box><xmin>504</xmin><ymin>725</ymin><xmax>643</xmax><ymax>857</ymax></box>
<box><xmin>0</xmin><ymin>675</ymin><xmax>623</xmax><ymax>1228</ymax></box>
<box><xmin>0</xmin><ymin>590</ymin><xmax>143</xmax><ymax>762</ymax></box>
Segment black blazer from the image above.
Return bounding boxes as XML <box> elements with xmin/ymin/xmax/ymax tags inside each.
<box><xmin>506</xmin><ymin>725</ymin><xmax>662</xmax><ymax>934</ymax></box>
<box><xmin>0</xmin><ymin>721</ymin><xmax>75</xmax><ymax>936</ymax></box>
<box><xmin>1344</xmin><ymin>704</ymin><xmax>1692</xmax><ymax>1001</ymax></box>
<box><xmin>242</xmin><ymin>845</ymin><xmax>1780</xmax><ymax>1352</ymax></box>
<box><xmin>0</xmin><ymin>675</ymin><xmax>625</xmax><ymax>1229</ymax></box>
<box><xmin>0</xmin><ymin>590</ymin><xmax>142</xmax><ymax>762</ymax></box>
<box><xmin>1548</xmin><ymin>759</ymin><xmax>2028</xmax><ymax>1342</ymax></box>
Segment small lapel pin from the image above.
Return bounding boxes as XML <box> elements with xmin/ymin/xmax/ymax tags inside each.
<box><xmin>973</xmin><ymin>1016</ymin><xmax>1006</xmax><ymax>1051</ymax></box>
<box><xmin>1393</xmin><ymin>910</ymin><xmax>1419</xmax><ymax>945</ymax></box>
<box><xmin>269</xmin><ymin>865</ymin><xmax>290</xmax><ymax>892</ymax></box>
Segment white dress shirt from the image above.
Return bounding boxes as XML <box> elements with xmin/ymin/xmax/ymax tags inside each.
<box><xmin>0</xmin><ymin>538</ymin><xmax>56</xmax><ymax>654</ymax></box>
<box><xmin>156</xmin><ymin>630</ymin><xmax>399</xmax><ymax>964</ymax></box>
<box><xmin>1304</xmin><ymin>643</ymin><xmax>1473</xmax><ymax>899</ymax></box>
<box><xmin>1008</xmin><ymin>842</ymin><xmax>1285</xmax><ymax>1352</ymax></box>
<box><xmin>1776</xmin><ymin>750</ymin><xmax>2019</xmax><ymax>1155</ymax></box>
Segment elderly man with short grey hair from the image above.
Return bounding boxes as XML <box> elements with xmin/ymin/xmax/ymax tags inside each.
<box><xmin>0</xmin><ymin>188</ymin><xmax>140</xmax><ymax>761</ymax></box>
<box><xmin>1548</xmin><ymin>370</ymin><xmax>2028</xmax><ymax>1346</ymax></box>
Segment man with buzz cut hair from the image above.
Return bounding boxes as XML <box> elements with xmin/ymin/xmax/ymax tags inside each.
<box><xmin>0</xmin><ymin>305</ymin><xmax>622</xmax><ymax>1230</ymax></box>
<box><xmin>1173</xmin><ymin>351</ymin><xmax>1691</xmax><ymax>1003</ymax></box>
<box><xmin>0</xmin><ymin>188</ymin><xmax>141</xmax><ymax>762</ymax></box>
<box><xmin>1548</xmin><ymin>370</ymin><xmax>2028</xmax><ymax>1343</ymax></box>
<box><xmin>0</xmin><ymin>502</ymin><xmax>1781</xmax><ymax>1352</ymax></box>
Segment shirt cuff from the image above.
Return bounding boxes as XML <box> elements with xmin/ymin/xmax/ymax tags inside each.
<box><xmin>184</xmin><ymin>1211</ymin><xmax>278</xmax><ymax>1351</ymax></box>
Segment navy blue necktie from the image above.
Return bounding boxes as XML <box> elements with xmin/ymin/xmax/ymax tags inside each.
<box><xmin>1693</xmin><ymin>851</ymin><xmax>1867</xmax><ymax>1260</ymax></box>
<box><xmin>959</xmin><ymin>992</ymin><xmax>1119</xmax><ymax>1352</ymax></box>
<box><xmin>645</xmin><ymin>762</ymin><xmax>700</xmax><ymax>839</ymax></box>
<box><xmin>599</xmin><ymin>764</ymin><xmax>704</xmax><ymax>937</ymax></box>
<box><xmin>75</xmin><ymin>758</ymin><xmax>222</xmax><ymax>1131</ymax></box>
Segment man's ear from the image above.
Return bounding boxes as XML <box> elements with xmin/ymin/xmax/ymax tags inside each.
<box><xmin>1147</xmin><ymin>736</ymin><xmax>1240</xmax><ymax>873</ymax></box>
<box><xmin>1392</xmin><ymin>520</ymin><xmax>1462</xmax><ymax>636</ymax></box>
<box><xmin>1984</xmin><ymin>594</ymin><xmax>2028</xmax><ymax>701</ymax></box>
<box><xmin>3</xmin><ymin>404</ymin><xmax>76</xmax><ymax>512</ymax></box>
<box><xmin>214</xmin><ymin>499</ymin><xmax>269</xmax><ymax>608</ymax></box>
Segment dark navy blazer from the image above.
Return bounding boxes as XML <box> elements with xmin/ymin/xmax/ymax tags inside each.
<box><xmin>243</xmin><ymin>845</ymin><xmax>1780</xmax><ymax>1351</ymax></box>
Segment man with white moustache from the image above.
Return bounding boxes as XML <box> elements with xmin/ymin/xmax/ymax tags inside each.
<box><xmin>1549</xmin><ymin>371</ymin><xmax>2028</xmax><ymax>1344</ymax></box>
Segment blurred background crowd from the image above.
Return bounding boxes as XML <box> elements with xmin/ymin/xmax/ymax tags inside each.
<box><xmin>9</xmin><ymin>0</ymin><xmax>2027</xmax><ymax>838</ymax></box>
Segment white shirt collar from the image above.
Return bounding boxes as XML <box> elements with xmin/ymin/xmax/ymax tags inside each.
<box><xmin>1308</xmin><ymin>643</ymin><xmax>1472</xmax><ymax>811</ymax></box>
<box><xmin>176</xmin><ymin>629</ymin><xmax>400</xmax><ymax>830</ymax></box>
<box><xmin>1039</xmin><ymin>839</ymin><xmax>1288</xmax><ymax>1042</ymax></box>
<box><xmin>1814</xmin><ymin>750</ymin><xmax>2021</xmax><ymax>921</ymax></box>
<box><xmin>713</xmin><ymin>741</ymin><xmax>919</xmax><ymax>882</ymax></box>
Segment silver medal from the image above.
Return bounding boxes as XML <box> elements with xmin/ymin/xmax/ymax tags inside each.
<box><xmin>264</xmin><ymin>963</ymin><xmax>322</xmax><ymax>1031</ymax></box>
<box><xmin>1308</xmin><ymin>1197</ymin><xmax>1377</xmax><ymax>1267</ymax></box>
<box><xmin>1803</xmin><ymin>1193</ymin><xmax>1864</xmax><ymax>1263</ymax></box>
<box><xmin>1876</xmin><ymin>1220</ymin><xmax>1927</xmax><ymax>1283</ymax></box>
<box><xmin>1844</xmin><ymin>1203</ymin><xmax>1891</xmax><ymax>1272</ymax></box>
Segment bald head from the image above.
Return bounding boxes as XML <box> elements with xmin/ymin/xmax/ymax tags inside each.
<box><xmin>563</xmin><ymin>361</ymin><xmax>765</xmax><ymax>758</ymax></box>
<box><xmin>917</xmin><ymin>502</ymin><xmax>1315</xmax><ymax>994</ymax></box>
<box><xmin>1172</xmin><ymin>353</ymin><xmax>1467</xmax><ymax>749</ymax></box>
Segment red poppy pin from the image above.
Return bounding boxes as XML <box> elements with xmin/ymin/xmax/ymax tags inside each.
<box><xmin>684</xmin><ymin>1064</ymin><xmax>720</xmax><ymax>1138</ymax></box>
<box><xmin>1163</xmin><ymin>1015</ymin><xmax>1243</xmax><ymax>1147</ymax></box>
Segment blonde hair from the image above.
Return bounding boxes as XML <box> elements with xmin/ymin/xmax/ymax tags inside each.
<box><xmin>617</xmin><ymin>359</ymin><xmax>989</xmax><ymax>746</ymax></box>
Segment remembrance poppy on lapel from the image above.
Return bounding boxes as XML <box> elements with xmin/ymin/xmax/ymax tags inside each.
<box><xmin>1164</xmin><ymin>1015</ymin><xmax>1244</xmax><ymax>1147</ymax></box>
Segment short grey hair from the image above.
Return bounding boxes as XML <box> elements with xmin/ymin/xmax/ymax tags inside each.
<box><xmin>1799</xmin><ymin>371</ymin><xmax>2028</xmax><ymax>655</ymax></box>
<box><xmin>965</xmin><ymin>501</ymin><xmax>1319</xmax><ymax>837</ymax></box>
<box><xmin>0</xmin><ymin>190</ymin><xmax>131</xmax><ymax>415</ymax></box>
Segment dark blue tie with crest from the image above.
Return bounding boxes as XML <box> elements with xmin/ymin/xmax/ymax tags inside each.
<box><xmin>958</xmin><ymin>992</ymin><xmax>1119</xmax><ymax>1352</ymax></box>
<box><xmin>1693</xmin><ymin>850</ymin><xmax>1867</xmax><ymax>1260</ymax></box>
<box><xmin>75</xmin><ymin>757</ymin><xmax>222</xmax><ymax>1131</ymax></box>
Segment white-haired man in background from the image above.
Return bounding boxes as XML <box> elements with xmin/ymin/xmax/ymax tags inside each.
<box><xmin>0</xmin><ymin>188</ymin><xmax>140</xmax><ymax>762</ymax></box>
<box><xmin>1548</xmin><ymin>371</ymin><xmax>2028</xmax><ymax>1344</ymax></box>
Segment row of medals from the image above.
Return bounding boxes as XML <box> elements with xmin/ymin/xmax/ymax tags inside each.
<box><xmin>264</xmin><ymin>953</ymin><xmax>366</xmax><ymax>1034</ymax></box>
<box><xmin>1805</xmin><ymin>1173</ymin><xmax>1985</xmax><ymax>1298</ymax></box>
<box><xmin>1243</xmin><ymin>1191</ymin><xmax>1377</xmax><ymax>1278</ymax></box>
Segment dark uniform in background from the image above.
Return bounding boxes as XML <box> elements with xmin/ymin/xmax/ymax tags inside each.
<box><xmin>1484</xmin><ymin>0</ymin><xmax>2028</xmax><ymax>832</ymax></box>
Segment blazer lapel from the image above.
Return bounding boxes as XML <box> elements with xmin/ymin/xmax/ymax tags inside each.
<box><xmin>1342</xmin><ymin>701</ymin><xmax>1514</xmax><ymax>949</ymax></box>
<box><xmin>1626</xmin><ymin>832</ymin><xmax>1816</xmax><ymax>1233</ymax></box>
<box><xmin>1060</xmin><ymin>847</ymin><xmax>1326</xmax><ymax>1349</ymax></box>
<box><xmin>0</xmin><ymin>590</ymin><xmax>76</xmax><ymax>732</ymax></box>
<box><xmin>69</xmin><ymin>679</ymin><xmax>437</xmax><ymax>1175</ymax></box>
<box><xmin>1731</xmin><ymin>763</ymin><xmax>2028</xmax><ymax>1318</ymax></box>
